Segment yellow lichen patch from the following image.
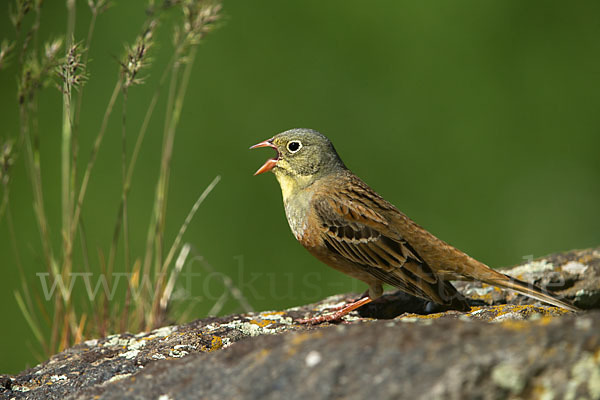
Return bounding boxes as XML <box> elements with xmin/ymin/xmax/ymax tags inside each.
<box><xmin>263</xmin><ymin>311</ymin><xmax>286</xmax><ymax>316</ymax></box>
<box><xmin>486</xmin><ymin>304</ymin><xmax>571</xmax><ymax>326</ymax></box>
<box><xmin>399</xmin><ymin>312</ymin><xmax>445</xmax><ymax>320</ymax></box>
<box><xmin>477</xmin><ymin>303</ymin><xmax>509</xmax><ymax>316</ymax></box>
<box><xmin>578</xmin><ymin>255</ymin><xmax>594</xmax><ymax>264</ymax></box>
<box><xmin>488</xmin><ymin>304</ymin><xmax>540</xmax><ymax>319</ymax></box>
<box><xmin>209</xmin><ymin>336</ymin><xmax>223</xmax><ymax>351</ymax></box>
<box><xmin>540</xmin><ymin>306</ymin><xmax>571</xmax><ymax>316</ymax></box>
<box><xmin>201</xmin><ymin>335</ymin><xmax>224</xmax><ymax>352</ymax></box>
<box><xmin>249</xmin><ymin>319</ymin><xmax>276</xmax><ymax>328</ymax></box>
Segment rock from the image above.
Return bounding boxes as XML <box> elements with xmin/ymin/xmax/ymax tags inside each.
<box><xmin>69</xmin><ymin>313</ymin><xmax>600</xmax><ymax>400</ymax></box>
<box><xmin>455</xmin><ymin>246</ymin><xmax>600</xmax><ymax>310</ymax></box>
<box><xmin>2</xmin><ymin>247</ymin><xmax>599</xmax><ymax>400</ymax></box>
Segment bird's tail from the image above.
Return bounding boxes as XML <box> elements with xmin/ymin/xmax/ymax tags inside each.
<box><xmin>484</xmin><ymin>273</ymin><xmax>580</xmax><ymax>312</ymax></box>
<box><xmin>459</xmin><ymin>261</ymin><xmax>580</xmax><ymax>312</ymax></box>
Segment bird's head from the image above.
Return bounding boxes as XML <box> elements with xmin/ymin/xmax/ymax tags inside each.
<box><xmin>250</xmin><ymin>128</ymin><xmax>346</xmax><ymax>196</ymax></box>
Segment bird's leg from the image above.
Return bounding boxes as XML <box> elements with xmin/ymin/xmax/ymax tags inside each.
<box><xmin>325</xmin><ymin>290</ymin><xmax>370</xmax><ymax>311</ymax></box>
<box><xmin>296</xmin><ymin>296</ymin><xmax>373</xmax><ymax>325</ymax></box>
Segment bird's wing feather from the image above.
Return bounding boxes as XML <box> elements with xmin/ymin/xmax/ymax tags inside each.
<box><xmin>312</xmin><ymin>182</ymin><xmax>460</xmax><ymax>304</ymax></box>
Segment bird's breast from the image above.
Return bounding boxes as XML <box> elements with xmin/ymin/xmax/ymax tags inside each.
<box><xmin>282</xmin><ymin>189</ymin><xmax>316</xmax><ymax>243</ymax></box>
<box><xmin>284</xmin><ymin>200</ymin><xmax>309</xmax><ymax>242</ymax></box>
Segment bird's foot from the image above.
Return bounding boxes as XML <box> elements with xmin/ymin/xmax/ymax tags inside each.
<box><xmin>325</xmin><ymin>299</ymin><xmax>359</xmax><ymax>312</ymax></box>
<box><xmin>323</xmin><ymin>290</ymin><xmax>370</xmax><ymax>312</ymax></box>
<box><xmin>296</xmin><ymin>312</ymin><xmax>345</xmax><ymax>325</ymax></box>
<box><xmin>296</xmin><ymin>296</ymin><xmax>372</xmax><ymax>325</ymax></box>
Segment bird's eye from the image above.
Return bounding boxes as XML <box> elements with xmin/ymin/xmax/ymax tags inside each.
<box><xmin>287</xmin><ymin>140</ymin><xmax>302</xmax><ymax>153</ymax></box>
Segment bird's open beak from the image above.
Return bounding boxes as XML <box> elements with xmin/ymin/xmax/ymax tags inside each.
<box><xmin>250</xmin><ymin>138</ymin><xmax>279</xmax><ymax>175</ymax></box>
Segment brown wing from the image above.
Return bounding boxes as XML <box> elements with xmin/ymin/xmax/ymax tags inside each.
<box><xmin>312</xmin><ymin>178</ymin><xmax>463</xmax><ymax>306</ymax></box>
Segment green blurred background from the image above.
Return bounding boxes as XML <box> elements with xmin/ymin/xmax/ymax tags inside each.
<box><xmin>1</xmin><ymin>1</ymin><xmax>600</xmax><ymax>373</ymax></box>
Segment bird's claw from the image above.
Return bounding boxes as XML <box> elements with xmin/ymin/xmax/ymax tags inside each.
<box><xmin>296</xmin><ymin>311</ymin><xmax>346</xmax><ymax>325</ymax></box>
<box><xmin>296</xmin><ymin>296</ymin><xmax>373</xmax><ymax>325</ymax></box>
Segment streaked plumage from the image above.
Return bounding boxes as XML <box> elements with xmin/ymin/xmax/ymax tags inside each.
<box><xmin>251</xmin><ymin>128</ymin><xmax>578</xmax><ymax>323</ymax></box>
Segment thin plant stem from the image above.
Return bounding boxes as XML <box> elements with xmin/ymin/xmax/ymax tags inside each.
<box><xmin>62</xmin><ymin>0</ymin><xmax>77</xmax><ymax>275</ymax></box>
<box><xmin>73</xmin><ymin>6</ymin><xmax>99</xmax><ymax>134</ymax></box>
<box><xmin>159</xmin><ymin>243</ymin><xmax>191</xmax><ymax>313</ymax></box>
<box><xmin>113</xmin><ymin>52</ymin><xmax>177</xmax><ymax>330</ymax></box>
<box><xmin>70</xmin><ymin>79</ymin><xmax>122</xmax><ymax>241</ymax></box>
<box><xmin>148</xmin><ymin>48</ymin><xmax>201</xmax><ymax>328</ymax></box>
<box><xmin>15</xmin><ymin>291</ymin><xmax>45</xmax><ymax>345</ymax></box>
<box><xmin>67</xmin><ymin>79</ymin><xmax>122</xmax><ymax>342</ymax></box>
<box><xmin>154</xmin><ymin>175</ymin><xmax>221</xmax><ymax>319</ymax></box>
<box><xmin>141</xmin><ymin>56</ymin><xmax>179</xmax><ymax>297</ymax></box>
<box><xmin>71</xmin><ymin>8</ymin><xmax>100</xmax><ymax>246</ymax></box>
<box><xmin>119</xmin><ymin>87</ymin><xmax>131</xmax><ymax>332</ymax></box>
<box><xmin>6</xmin><ymin>205</ymin><xmax>45</xmax><ymax>346</ymax></box>
<box><xmin>160</xmin><ymin>175</ymin><xmax>221</xmax><ymax>285</ymax></box>
<box><xmin>121</xmin><ymin>89</ymin><xmax>130</xmax><ymax>276</ymax></box>
<box><xmin>154</xmin><ymin>66</ymin><xmax>180</xmax><ymax>276</ymax></box>
<box><xmin>20</xmin><ymin>104</ymin><xmax>54</xmax><ymax>274</ymax></box>
<box><xmin>77</xmin><ymin>219</ymin><xmax>96</xmax><ymax>331</ymax></box>
<box><xmin>126</xmin><ymin>53</ymin><xmax>175</xmax><ymax>189</ymax></box>
<box><xmin>66</xmin><ymin>0</ymin><xmax>76</xmax><ymax>49</ymax></box>
<box><xmin>10</xmin><ymin>0</ymin><xmax>224</xmax><ymax>359</ymax></box>
<box><xmin>61</xmin><ymin>69</ymin><xmax>74</xmax><ymax>272</ymax></box>
<box><xmin>188</xmin><ymin>248</ymin><xmax>254</xmax><ymax>315</ymax></box>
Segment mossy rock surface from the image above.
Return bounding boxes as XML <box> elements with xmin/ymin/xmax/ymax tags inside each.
<box><xmin>2</xmin><ymin>247</ymin><xmax>599</xmax><ymax>400</ymax></box>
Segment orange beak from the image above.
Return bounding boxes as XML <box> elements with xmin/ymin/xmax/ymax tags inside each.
<box><xmin>250</xmin><ymin>138</ymin><xmax>279</xmax><ymax>175</ymax></box>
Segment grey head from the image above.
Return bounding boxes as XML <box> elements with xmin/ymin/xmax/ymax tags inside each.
<box><xmin>252</xmin><ymin>128</ymin><xmax>346</xmax><ymax>177</ymax></box>
<box><xmin>251</xmin><ymin>128</ymin><xmax>348</xmax><ymax>200</ymax></box>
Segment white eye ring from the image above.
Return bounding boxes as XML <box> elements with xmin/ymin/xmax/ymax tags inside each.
<box><xmin>287</xmin><ymin>140</ymin><xmax>302</xmax><ymax>153</ymax></box>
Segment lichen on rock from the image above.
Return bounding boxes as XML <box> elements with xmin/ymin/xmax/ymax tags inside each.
<box><xmin>1</xmin><ymin>247</ymin><xmax>599</xmax><ymax>400</ymax></box>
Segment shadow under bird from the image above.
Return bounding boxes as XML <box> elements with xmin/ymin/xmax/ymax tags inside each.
<box><xmin>251</xmin><ymin>128</ymin><xmax>579</xmax><ymax>324</ymax></box>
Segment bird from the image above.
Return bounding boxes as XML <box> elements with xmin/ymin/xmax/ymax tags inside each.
<box><xmin>250</xmin><ymin>128</ymin><xmax>579</xmax><ymax>324</ymax></box>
